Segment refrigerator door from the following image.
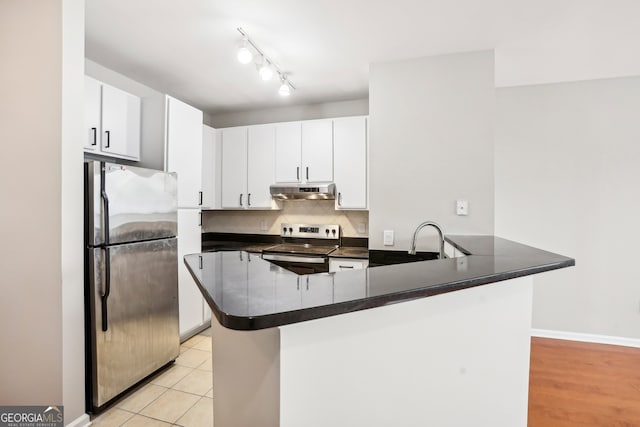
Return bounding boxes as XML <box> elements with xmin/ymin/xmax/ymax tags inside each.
<box><xmin>88</xmin><ymin>238</ymin><xmax>179</xmax><ymax>409</ymax></box>
<box><xmin>86</xmin><ymin>161</ymin><xmax>177</xmax><ymax>246</ymax></box>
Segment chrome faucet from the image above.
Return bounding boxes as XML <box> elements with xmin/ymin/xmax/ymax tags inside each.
<box><xmin>408</xmin><ymin>221</ymin><xmax>445</xmax><ymax>259</ymax></box>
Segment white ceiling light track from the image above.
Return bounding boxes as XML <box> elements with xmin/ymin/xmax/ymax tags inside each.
<box><xmin>236</xmin><ymin>27</ymin><xmax>295</xmax><ymax>97</ymax></box>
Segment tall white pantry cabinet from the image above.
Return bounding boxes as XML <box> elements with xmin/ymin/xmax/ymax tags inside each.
<box><xmin>164</xmin><ymin>96</ymin><xmax>211</xmax><ymax>339</ymax></box>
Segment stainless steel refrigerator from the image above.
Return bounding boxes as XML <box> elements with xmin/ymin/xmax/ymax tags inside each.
<box><xmin>84</xmin><ymin>161</ymin><xmax>179</xmax><ymax>412</ymax></box>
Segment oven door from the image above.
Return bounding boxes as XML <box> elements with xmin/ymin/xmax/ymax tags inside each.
<box><xmin>262</xmin><ymin>253</ymin><xmax>329</xmax><ymax>274</ymax></box>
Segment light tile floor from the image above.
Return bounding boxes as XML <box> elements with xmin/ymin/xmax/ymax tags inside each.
<box><xmin>91</xmin><ymin>330</ymin><xmax>214</xmax><ymax>427</ymax></box>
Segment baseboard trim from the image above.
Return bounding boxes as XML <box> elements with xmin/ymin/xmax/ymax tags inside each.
<box><xmin>66</xmin><ymin>413</ymin><xmax>91</xmax><ymax>427</ymax></box>
<box><xmin>531</xmin><ymin>328</ymin><xmax>640</xmax><ymax>348</ymax></box>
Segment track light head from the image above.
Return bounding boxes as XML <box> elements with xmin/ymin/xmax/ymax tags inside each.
<box><xmin>237</xmin><ymin>38</ymin><xmax>253</xmax><ymax>64</ymax></box>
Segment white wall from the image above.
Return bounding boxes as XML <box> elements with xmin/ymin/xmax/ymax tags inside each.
<box><xmin>207</xmin><ymin>98</ymin><xmax>368</xmax><ymax>128</ymax></box>
<box><xmin>368</xmin><ymin>51</ymin><xmax>495</xmax><ymax>250</ymax></box>
<box><xmin>0</xmin><ymin>0</ymin><xmax>64</xmax><ymax>405</ymax></box>
<box><xmin>495</xmin><ymin>76</ymin><xmax>640</xmax><ymax>339</ymax></box>
<box><xmin>62</xmin><ymin>0</ymin><xmax>87</xmax><ymax>423</ymax></box>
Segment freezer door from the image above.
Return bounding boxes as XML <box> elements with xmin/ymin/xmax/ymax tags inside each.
<box><xmin>86</xmin><ymin>161</ymin><xmax>177</xmax><ymax>246</ymax></box>
<box><xmin>88</xmin><ymin>238</ymin><xmax>179</xmax><ymax>408</ymax></box>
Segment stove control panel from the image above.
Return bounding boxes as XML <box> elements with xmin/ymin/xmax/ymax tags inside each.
<box><xmin>281</xmin><ymin>223</ymin><xmax>340</xmax><ymax>239</ymax></box>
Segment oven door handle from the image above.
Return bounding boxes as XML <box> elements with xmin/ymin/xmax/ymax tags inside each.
<box><xmin>262</xmin><ymin>253</ymin><xmax>327</xmax><ymax>264</ymax></box>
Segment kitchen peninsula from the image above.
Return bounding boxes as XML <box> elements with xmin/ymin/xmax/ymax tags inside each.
<box><xmin>185</xmin><ymin>236</ymin><xmax>574</xmax><ymax>427</ymax></box>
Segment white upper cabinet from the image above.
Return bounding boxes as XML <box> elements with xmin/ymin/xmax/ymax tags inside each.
<box><xmin>275</xmin><ymin>122</ymin><xmax>302</xmax><ymax>183</ymax></box>
<box><xmin>202</xmin><ymin>125</ymin><xmax>220</xmax><ymax>209</ymax></box>
<box><xmin>221</xmin><ymin>127</ymin><xmax>248</xmax><ymax>209</ymax></box>
<box><xmin>301</xmin><ymin>120</ymin><xmax>333</xmax><ymax>182</ymax></box>
<box><xmin>247</xmin><ymin>125</ymin><xmax>276</xmax><ymax>208</ymax></box>
<box><xmin>333</xmin><ymin>116</ymin><xmax>368</xmax><ymax>209</ymax></box>
<box><xmin>101</xmin><ymin>84</ymin><xmax>141</xmax><ymax>159</ymax></box>
<box><xmin>275</xmin><ymin>120</ymin><xmax>333</xmax><ymax>183</ymax></box>
<box><xmin>221</xmin><ymin>125</ymin><xmax>277</xmax><ymax>210</ymax></box>
<box><xmin>84</xmin><ymin>76</ymin><xmax>141</xmax><ymax>161</ymax></box>
<box><xmin>165</xmin><ymin>96</ymin><xmax>203</xmax><ymax>208</ymax></box>
<box><xmin>84</xmin><ymin>76</ymin><xmax>101</xmax><ymax>151</ymax></box>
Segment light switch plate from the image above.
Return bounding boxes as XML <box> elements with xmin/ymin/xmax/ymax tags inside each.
<box><xmin>260</xmin><ymin>220</ymin><xmax>268</xmax><ymax>231</ymax></box>
<box><xmin>357</xmin><ymin>223</ymin><xmax>366</xmax><ymax>234</ymax></box>
<box><xmin>456</xmin><ymin>200</ymin><xmax>469</xmax><ymax>216</ymax></box>
<box><xmin>383</xmin><ymin>230</ymin><xmax>394</xmax><ymax>246</ymax></box>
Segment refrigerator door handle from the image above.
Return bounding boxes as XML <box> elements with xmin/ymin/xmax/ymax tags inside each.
<box><xmin>100</xmin><ymin>161</ymin><xmax>111</xmax><ymax>331</ymax></box>
<box><xmin>100</xmin><ymin>162</ymin><xmax>110</xmax><ymax>245</ymax></box>
<box><xmin>101</xmin><ymin>247</ymin><xmax>111</xmax><ymax>331</ymax></box>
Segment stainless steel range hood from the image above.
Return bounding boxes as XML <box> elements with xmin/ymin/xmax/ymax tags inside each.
<box><xmin>270</xmin><ymin>183</ymin><xmax>336</xmax><ymax>200</ymax></box>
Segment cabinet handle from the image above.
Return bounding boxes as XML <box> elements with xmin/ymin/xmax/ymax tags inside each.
<box><xmin>306</xmin><ymin>167</ymin><xmax>309</xmax><ymax>180</ymax></box>
<box><xmin>248</xmin><ymin>193</ymin><xmax>251</xmax><ymax>206</ymax></box>
<box><xmin>338</xmin><ymin>192</ymin><xmax>342</xmax><ymax>206</ymax></box>
<box><xmin>239</xmin><ymin>193</ymin><xmax>243</xmax><ymax>206</ymax></box>
<box><xmin>296</xmin><ymin>167</ymin><xmax>300</xmax><ymax>181</ymax></box>
<box><xmin>198</xmin><ymin>191</ymin><xmax>203</xmax><ymax>206</ymax></box>
<box><xmin>198</xmin><ymin>211</ymin><xmax>202</xmax><ymax>226</ymax></box>
<box><xmin>91</xmin><ymin>127</ymin><xmax>97</xmax><ymax>146</ymax></box>
<box><xmin>339</xmin><ymin>265</ymin><xmax>354</xmax><ymax>269</ymax></box>
<box><xmin>306</xmin><ymin>276</ymin><xmax>309</xmax><ymax>290</ymax></box>
<box><xmin>199</xmin><ymin>255</ymin><xmax>203</xmax><ymax>270</ymax></box>
<box><xmin>104</xmin><ymin>130</ymin><xmax>111</xmax><ymax>148</ymax></box>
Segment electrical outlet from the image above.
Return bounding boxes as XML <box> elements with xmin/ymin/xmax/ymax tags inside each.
<box><xmin>383</xmin><ymin>230</ymin><xmax>394</xmax><ymax>246</ymax></box>
<box><xmin>357</xmin><ymin>223</ymin><xmax>366</xmax><ymax>234</ymax></box>
<box><xmin>260</xmin><ymin>220</ymin><xmax>268</xmax><ymax>231</ymax></box>
<box><xmin>456</xmin><ymin>200</ymin><xmax>469</xmax><ymax>216</ymax></box>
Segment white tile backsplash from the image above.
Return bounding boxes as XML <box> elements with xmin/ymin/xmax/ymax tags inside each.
<box><xmin>202</xmin><ymin>200</ymin><xmax>368</xmax><ymax>237</ymax></box>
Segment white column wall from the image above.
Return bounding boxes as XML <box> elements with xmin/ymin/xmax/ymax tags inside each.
<box><xmin>368</xmin><ymin>51</ymin><xmax>495</xmax><ymax>251</ymax></box>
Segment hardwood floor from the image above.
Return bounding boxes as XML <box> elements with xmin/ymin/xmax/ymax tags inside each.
<box><xmin>528</xmin><ymin>337</ymin><xmax>640</xmax><ymax>426</ymax></box>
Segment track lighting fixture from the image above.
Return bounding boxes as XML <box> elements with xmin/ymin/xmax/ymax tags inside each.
<box><xmin>237</xmin><ymin>37</ymin><xmax>253</xmax><ymax>64</ymax></box>
<box><xmin>236</xmin><ymin>27</ymin><xmax>295</xmax><ymax>96</ymax></box>
<box><xmin>259</xmin><ymin>59</ymin><xmax>274</xmax><ymax>81</ymax></box>
<box><xmin>278</xmin><ymin>78</ymin><xmax>291</xmax><ymax>96</ymax></box>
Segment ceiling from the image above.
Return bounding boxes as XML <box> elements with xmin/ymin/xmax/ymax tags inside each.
<box><xmin>85</xmin><ymin>0</ymin><xmax>640</xmax><ymax>116</ymax></box>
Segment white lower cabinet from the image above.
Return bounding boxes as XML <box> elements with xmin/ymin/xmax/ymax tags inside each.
<box><xmin>301</xmin><ymin>274</ymin><xmax>334</xmax><ymax>308</ymax></box>
<box><xmin>177</xmin><ymin>208</ymin><xmax>208</xmax><ymax>338</ymax></box>
<box><xmin>333</xmin><ymin>268</ymin><xmax>368</xmax><ymax>302</ymax></box>
<box><xmin>329</xmin><ymin>257</ymin><xmax>369</xmax><ymax>272</ymax></box>
<box><xmin>274</xmin><ymin>271</ymin><xmax>301</xmax><ymax>312</ymax></box>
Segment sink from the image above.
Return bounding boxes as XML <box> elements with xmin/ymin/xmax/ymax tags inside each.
<box><xmin>368</xmin><ymin>250</ymin><xmax>439</xmax><ymax>268</ymax></box>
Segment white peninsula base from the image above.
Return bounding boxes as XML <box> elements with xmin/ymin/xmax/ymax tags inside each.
<box><xmin>211</xmin><ymin>276</ymin><xmax>533</xmax><ymax>427</ymax></box>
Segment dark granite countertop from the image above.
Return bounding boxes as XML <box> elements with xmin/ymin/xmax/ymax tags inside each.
<box><xmin>329</xmin><ymin>247</ymin><xmax>369</xmax><ymax>259</ymax></box>
<box><xmin>185</xmin><ymin>235</ymin><xmax>574</xmax><ymax>331</ymax></box>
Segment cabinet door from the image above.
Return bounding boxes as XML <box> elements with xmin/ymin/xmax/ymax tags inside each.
<box><xmin>302</xmin><ymin>274</ymin><xmax>334</xmax><ymax>308</ymax></box>
<box><xmin>301</xmin><ymin>120</ymin><xmax>333</xmax><ymax>182</ymax></box>
<box><xmin>333</xmin><ymin>117</ymin><xmax>367</xmax><ymax>209</ymax></box>
<box><xmin>101</xmin><ymin>84</ymin><xmax>141</xmax><ymax>160</ymax></box>
<box><xmin>166</xmin><ymin>97</ymin><xmax>204</xmax><ymax>208</ymax></box>
<box><xmin>84</xmin><ymin>76</ymin><xmax>101</xmax><ymax>151</ymax></box>
<box><xmin>247</xmin><ymin>125</ymin><xmax>276</xmax><ymax>208</ymax></box>
<box><xmin>275</xmin><ymin>122</ymin><xmax>302</xmax><ymax>183</ymax></box>
<box><xmin>202</xmin><ymin>125</ymin><xmax>220</xmax><ymax>209</ymax></box>
<box><xmin>177</xmin><ymin>209</ymin><xmax>204</xmax><ymax>337</ymax></box>
<box><xmin>333</xmin><ymin>268</ymin><xmax>367</xmax><ymax>303</ymax></box>
<box><xmin>274</xmin><ymin>272</ymin><xmax>301</xmax><ymax>312</ymax></box>
<box><xmin>221</xmin><ymin>127</ymin><xmax>248</xmax><ymax>209</ymax></box>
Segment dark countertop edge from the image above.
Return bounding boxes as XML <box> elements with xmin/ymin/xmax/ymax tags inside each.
<box><xmin>184</xmin><ymin>253</ymin><xmax>575</xmax><ymax>331</ymax></box>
